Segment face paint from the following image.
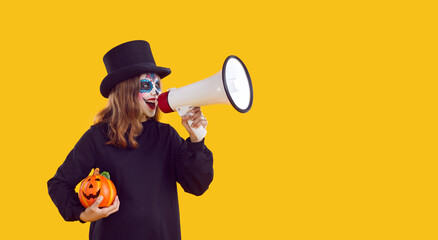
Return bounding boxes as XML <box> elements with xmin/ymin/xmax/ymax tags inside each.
<box><xmin>139</xmin><ymin>73</ymin><xmax>161</xmax><ymax>119</ymax></box>
<box><xmin>140</xmin><ymin>73</ymin><xmax>161</xmax><ymax>94</ymax></box>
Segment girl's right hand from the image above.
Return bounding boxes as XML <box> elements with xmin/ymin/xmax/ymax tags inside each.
<box><xmin>79</xmin><ymin>195</ymin><xmax>120</xmax><ymax>222</ymax></box>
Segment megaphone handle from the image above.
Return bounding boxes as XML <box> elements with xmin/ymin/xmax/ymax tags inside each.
<box><xmin>176</xmin><ymin>106</ymin><xmax>207</xmax><ymax>141</ymax></box>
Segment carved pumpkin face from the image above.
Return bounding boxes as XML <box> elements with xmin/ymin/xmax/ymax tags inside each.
<box><xmin>78</xmin><ymin>168</ymin><xmax>117</xmax><ymax>208</ymax></box>
<box><xmin>82</xmin><ymin>176</ymin><xmax>102</xmax><ymax>200</ymax></box>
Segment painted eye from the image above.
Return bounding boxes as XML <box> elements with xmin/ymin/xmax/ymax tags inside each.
<box><xmin>140</xmin><ymin>80</ymin><xmax>153</xmax><ymax>92</ymax></box>
<box><xmin>155</xmin><ymin>82</ymin><xmax>161</xmax><ymax>92</ymax></box>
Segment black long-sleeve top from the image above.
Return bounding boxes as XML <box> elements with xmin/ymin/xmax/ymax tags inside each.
<box><xmin>47</xmin><ymin>120</ymin><xmax>214</xmax><ymax>240</ymax></box>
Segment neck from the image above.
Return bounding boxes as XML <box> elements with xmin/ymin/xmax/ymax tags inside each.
<box><xmin>140</xmin><ymin>114</ymin><xmax>152</xmax><ymax>122</ymax></box>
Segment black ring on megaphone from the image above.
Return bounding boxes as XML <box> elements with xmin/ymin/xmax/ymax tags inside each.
<box><xmin>222</xmin><ymin>55</ymin><xmax>253</xmax><ymax>113</ymax></box>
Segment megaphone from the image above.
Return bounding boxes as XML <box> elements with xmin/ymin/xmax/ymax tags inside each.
<box><xmin>158</xmin><ymin>55</ymin><xmax>253</xmax><ymax>140</ymax></box>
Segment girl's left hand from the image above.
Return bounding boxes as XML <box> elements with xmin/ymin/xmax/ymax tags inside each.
<box><xmin>181</xmin><ymin>107</ymin><xmax>208</xmax><ymax>143</ymax></box>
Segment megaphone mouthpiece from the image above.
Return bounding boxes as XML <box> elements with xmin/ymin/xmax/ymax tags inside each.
<box><xmin>157</xmin><ymin>91</ymin><xmax>173</xmax><ymax>113</ymax></box>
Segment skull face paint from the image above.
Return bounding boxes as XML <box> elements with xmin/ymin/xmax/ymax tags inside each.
<box><xmin>139</xmin><ymin>73</ymin><xmax>161</xmax><ymax>118</ymax></box>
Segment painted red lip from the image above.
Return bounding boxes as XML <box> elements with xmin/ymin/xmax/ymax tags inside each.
<box><xmin>143</xmin><ymin>98</ymin><xmax>157</xmax><ymax>110</ymax></box>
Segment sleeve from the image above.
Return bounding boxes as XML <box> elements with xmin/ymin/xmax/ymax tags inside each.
<box><xmin>47</xmin><ymin>128</ymin><xmax>97</xmax><ymax>222</ymax></box>
<box><xmin>172</xmin><ymin>127</ymin><xmax>214</xmax><ymax>196</ymax></box>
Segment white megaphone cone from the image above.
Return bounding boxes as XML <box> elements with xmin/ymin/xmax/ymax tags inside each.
<box><xmin>158</xmin><ymin>55</ymin><xmax>253</xmax><ymax>140</ymax></box>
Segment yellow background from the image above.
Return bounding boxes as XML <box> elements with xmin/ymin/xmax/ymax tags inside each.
<box><xmin>1</xmin><ymin>0</ymin><xmax>437</xmax><ymax>239</ymax></box>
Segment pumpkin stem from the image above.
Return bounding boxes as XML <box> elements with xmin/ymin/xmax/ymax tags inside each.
<box><xmin>94</xmin><ymin>168</ymin><xmax>100</xmax><ymax>175</ymax></box>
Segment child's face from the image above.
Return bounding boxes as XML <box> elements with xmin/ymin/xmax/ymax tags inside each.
<box><xmin>138</xmin><ymin>73</ymin><xmax>161</xmax><ymax>118</ymax></box>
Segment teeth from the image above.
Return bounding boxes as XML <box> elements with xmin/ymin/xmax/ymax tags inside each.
<box><xmin>144</xmin><ymin>99</ymin><xmax>156</xmax><ymax>103</ymax></box>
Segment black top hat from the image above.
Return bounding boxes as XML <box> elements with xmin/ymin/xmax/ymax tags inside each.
<box><xmin>100</xmin><ymin>40</ymin><xmax>171</xmax><ymax>98</ymax></box>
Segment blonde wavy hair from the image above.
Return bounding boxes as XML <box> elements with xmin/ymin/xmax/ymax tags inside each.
<box><xmin>94</xmin><ymin>75</ymin><xmax>160</xmax><ymax>149</ymax></box>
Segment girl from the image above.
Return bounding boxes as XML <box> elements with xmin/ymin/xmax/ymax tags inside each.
<box><xmin>48</xmin><ymin>40</ymin><xmax>214</xmax><ymax>240</ymax></box>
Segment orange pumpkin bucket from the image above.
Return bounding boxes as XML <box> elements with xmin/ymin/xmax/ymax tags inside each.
<box><xmin>78</xmin><ymin>168</ymin><xmax>117</xmax><ymax>208</ymax></box>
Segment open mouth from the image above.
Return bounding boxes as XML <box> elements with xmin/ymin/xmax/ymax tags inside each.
<box><xmin>143</xmin><ymin>98</ymin><xmax>156</xmax><ymax>110</ymax></box>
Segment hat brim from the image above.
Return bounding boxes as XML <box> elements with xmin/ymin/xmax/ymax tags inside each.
<box><xmin>100</xmin><ymin>63</ymin><xmax>171</xmax><ymax>98</ymax></box>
